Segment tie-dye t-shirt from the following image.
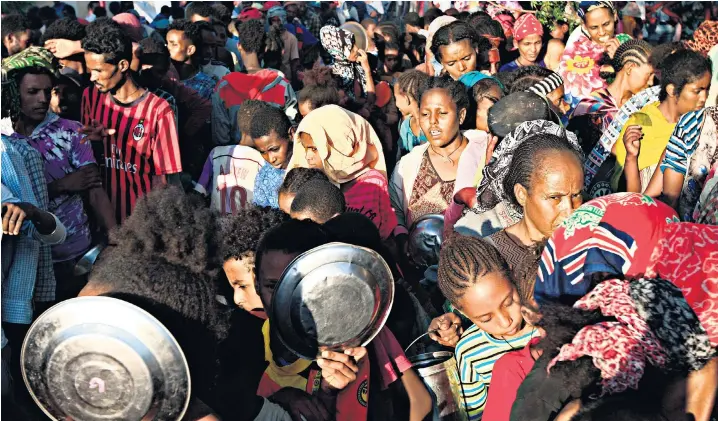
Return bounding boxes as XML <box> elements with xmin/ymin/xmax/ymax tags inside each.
<box><xmin>11</xmin><ymin>114</ymin><xmax>95</xmax><ymax>262</ymax></box>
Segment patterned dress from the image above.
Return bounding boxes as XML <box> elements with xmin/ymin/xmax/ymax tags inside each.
<box><xmin>407</xmin><ymin>151</ymin><xmax>456</xmax><ymax>223</ymax></box>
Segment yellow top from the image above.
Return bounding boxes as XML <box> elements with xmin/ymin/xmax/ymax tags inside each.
<box><xmin>612</xmin><ymin>101</ymin><xmax>676</xmax><ymax>191</ymax></box>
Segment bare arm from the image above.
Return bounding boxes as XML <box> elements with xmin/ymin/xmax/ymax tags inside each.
<box><xmin>686</xmin><ymin>357</ymin><xmax>718</xmax><ymax>421</ymax></box>
<box><xmin>661</xmin><ymin>167</ymin><xmax>685</xmax><ymax>208</ymax></box>
<box><xmin>402</xmin><ymin>369</ymin><xmax>432</xmax><ymax>421</ymax></box>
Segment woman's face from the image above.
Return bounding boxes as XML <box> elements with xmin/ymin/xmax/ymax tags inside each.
<box><xmin>582</xmin><ymin>7</ymin><xmax>616</xmax><ymax>45</ymax></box>
<box><xmin>438</xmin><ymin>38</ymin><xmax>477</xmax><ymax>80</ymax></box>
<box><xmin>223</xmin><ymin>256</ymin><xmax>264</xmax><ymax>312</ymax></box>
<box><xmin>518</xmin><ymin>151</ymin><xmax>584</xmax><ymax>239</ymax></box>
<box><xmin>515</xmin><ymin>34</ymin><xmax>543</xmax><ymax>64</ymax></box>
<box><xmin>675</xmin><ymin>71</ymin><xmax>711</xmax><ymax>115</ymax></box>
<box><xmin>626</xmin><ymin>63</ymin><xmax>655</xmax><ymax>94</ymax></box>
<box><xmin>475</xmin><ymin>85</ymin><xmax>503</xmax><ymax>132</ymax></box>
<box><xmin>254</xmin><ymin>130</ymin><xmax>291</xmax><ymax>169</ymax></box>
<box><xmin>456</xmin><ymin>272</ymin><xmax>525</xmax><ymax>339</ymax></box>
<box><xmin>347</xmin><ymin>44</ymin><xmax>359</xmax><ymax>62</ymax></box>
<box><xmin>419</xmin><ymin>88</ymin><xmax>466</xmax><ymax>148</ymax></box>
<box><xmin>299</xmin><ymin>132</ymin><xmax>323</xmax><ymax>169</ymax></box>
<box><xmin>546</xmin><ymin>86</ymin><xmax>570</xmax><ymax>116</ymax></box>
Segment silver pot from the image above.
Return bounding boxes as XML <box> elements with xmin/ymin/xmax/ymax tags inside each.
<box><xmin>22</xmin><ymin>297</ymin><xmax>191</xmax><ymax>421</ymax></box>
<box><xmin>270</xmin><ymin>242</ymin><xmax>394</xmax><ymax>360</ymax></box>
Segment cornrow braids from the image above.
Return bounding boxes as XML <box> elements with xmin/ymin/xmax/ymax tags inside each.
<box><xmin>611</xmin><ymin>39</ymin><xmax>652</xmax><ymax>73</ymax></box>
<box><xmin>431</xmin><ymin>21</ymin><xmax>479</xmax><ymax>63</ymax></box>
<box><xmin>396</xmin><ymin>70</ymin><xmax>430</xmax><ymax>102</ymax></box>
<box><xmin>502</xmin><ymin>133</ymin><xmax>583</xmax><ymax>212</ymax></box>
<box><xmin>437</xmin><ymin>234</ymin><xmax>511</xmax><ymax>308</ymax></box>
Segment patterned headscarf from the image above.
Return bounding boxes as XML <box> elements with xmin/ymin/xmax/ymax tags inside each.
<box><xmin>471</xmin><ymin>119</ymin><xmax>581</xmax><ymax>221</ymax></box>
<box><xmin>576</xmin><ymin>1</ymin><xmax>616</xmax><ymax>20</ymax></box>
<box><xmin>548</xmin><ymin>278</ymin><xmax>714</xmax><ymax>396</ymax></box>
<box><xmin>1</xmin><ymin>46</ymin><xmax>58</xmax><ymax>121</ymax></box>
<box><xmin>319</xmin><ymin>25</ymin><xmax>368</xmax><ymax>99</ymax></box>
<box><xmin>513</xmin><ymin>13</ymin><xmax>544</xmax><ymax>42</ymax></box>
<box><xmin>683</xmin><ymin>20</ymin><xmax>718</xmax><ymax>57</ymax></box>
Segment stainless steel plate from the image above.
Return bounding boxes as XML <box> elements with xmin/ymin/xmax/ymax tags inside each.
<box><xmin>341</xmin><ymin>21</ymin><xmax>369</xmax><ymax>51</ymax></box>
<box><xmin>22</xmin><ymin>297</ymin><xmax>191</xmax><ymax>421</ymax></box>
<box><xmin>270</xmin><ymin>242</ymin><xmax>394</xmax><ymax>360</ymax></box>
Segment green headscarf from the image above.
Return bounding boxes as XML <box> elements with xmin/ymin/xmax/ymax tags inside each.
<box><xmin>1</xmin><ymin>46</ymin><xmax>58</xmax><ymax>121</ymax></box>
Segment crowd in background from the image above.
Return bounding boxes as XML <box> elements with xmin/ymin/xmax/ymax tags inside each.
<box><xmin>1</xmin><ymin>1</ymin><xmax>718</xmax><ymax>420</ymax></box>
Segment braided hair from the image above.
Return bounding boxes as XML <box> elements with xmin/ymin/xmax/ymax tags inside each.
<box><xmin>396</xmin><ymin>70</ymin><xmax>430</xmax><ymax>103</ymax></box>
<box><xmin>438</xmin><ymin>234</ymin><xmax>511</xmax><ymax>309</ymax></box>
<box><xmin>611</xmin><ymin>39</ymin><xmax>652</xmax><ymax>73</ymax></box>
<box><xmin>430</xmin><ymin>21</ymin><xmax>479</xmax><ymax>62</ymax></box>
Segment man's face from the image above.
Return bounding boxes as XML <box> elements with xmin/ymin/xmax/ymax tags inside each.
<box><xmin>50</xmin><ymin>82</ymin><xmax>82</xmax><ymax>120</ymax></box>
<box><xmin>166</xmin><ymin>29</ymin><xmax>195</xmax><ymax>63</ymax></box>
<box><xmin>285</xmin><ymin>4</ymin><xmax>299</xmax><ymax>20</ymax></box>
<box><xmin>4</xmin><ymin>29</ymin><xmax>32</xmax><ymax>56</ymax></box>
<box><xmin>384</xmin><ymin>48</ymin><xmax>400</xmax><ymax>72</ymax></box>
<box><xmin>18</xmin><ymin>73</ymin><xmax>52</xmax><ymax>122</ymax></box>
<box><xmin>200</xmin><ymin>29</ymin><xmax>218</xmax><ymax>63</ymax></box>
<box><xmin>84</xmin><ymin>52</ymin><xmax>126</xmax><ymax>93</ymax></box>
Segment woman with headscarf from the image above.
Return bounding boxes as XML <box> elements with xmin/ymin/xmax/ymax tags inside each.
<box><xmin>453</xmin><ymin>93</ymin><xmax>573</xmax><ymax>238</ymax></box>
<box><xmin>267</xmin><ymin>6</ymin><xmax>300</xmax><ymax>84</ymax></box>
<box><xmin>319</xmin><ymin>25</ymin><xmax>375</xmax><ymax>100</ymax></box>
<box><xmin>559</xmin><ymin>1</ymin><xmax>632</xmax><ymax>116</ymax></box>
<box><xmin>288</xmin><ymin>104</ymin><xmax>395</xmax><ymax>240</ymax></box>
<box><xmin>529</xmin><ymin>192</ymin><xmax>718</xmax><ymax>421</ymax></box>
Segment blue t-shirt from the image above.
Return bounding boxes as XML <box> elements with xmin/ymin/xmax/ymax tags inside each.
<box><xmin>398</xmin><ymin>117</ymin><xmax>427</xmax><ymax>156</ymax></box>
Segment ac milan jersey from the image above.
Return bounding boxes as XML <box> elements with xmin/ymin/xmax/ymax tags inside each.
<box><xmin>82</xmin><ymin>87</ymin><xmax>181</xmax><ymax>223</ymax></box>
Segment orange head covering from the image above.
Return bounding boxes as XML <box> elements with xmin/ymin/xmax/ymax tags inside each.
<box><xmin>289</xmin><ymin>105</ymin><xmax>387</xmax><ymax>184</ymax></box>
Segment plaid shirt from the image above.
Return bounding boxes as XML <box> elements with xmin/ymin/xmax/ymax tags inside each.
<box><xmin>182</xmin><ymin>71</ymin><xmax>217</xmax><ymax>100</ymax></box>
<box><xmin>1</xmin><ymin>136</ymin><xmax>63</xmax><ymax>324</ymax></box>
<box><xmin>303</xmin><ymin>7</ymin><xmax>324</xmax><ymax>38</ymax></box>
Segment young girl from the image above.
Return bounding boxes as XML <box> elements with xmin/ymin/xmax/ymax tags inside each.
<box><xmin>394</xmin><ymin>70</ymin><xmax>430</xmax><ymax>157</ymax></box>
<box><xmin>437</xmin><ymin>234</ymin><xmax>540</xmax><ymax>421</ymax></box>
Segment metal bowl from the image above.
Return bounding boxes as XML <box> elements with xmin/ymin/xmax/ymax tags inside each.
<box><xmin>340</xmin><ymin>21</ymin><xmax>369</xmax><ymax>51</ymax></box>
<box><xmin>270</xmin><ymin>242</ymin><xmax>394</xmax><ymax>360</ymax></box>
<box><xmin>408</xmin><ymin>214</ymin><xmax>445</xmax><ymax>268</ymax></box>
<box><xmin>22</xmin><ymin>297</ymin><xmax>191</xmax><ymax>421</ymax></box>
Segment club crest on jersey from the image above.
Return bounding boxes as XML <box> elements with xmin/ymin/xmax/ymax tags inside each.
<box><xmin>132</xmin><ymin>119</ymin><xmax>145</xmax><ymax>141</ymax></box>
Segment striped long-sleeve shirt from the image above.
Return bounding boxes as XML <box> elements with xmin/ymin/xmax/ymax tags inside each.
<box><xmin>455</xmin><ymin>324</ymin><xmax>540</xmax><ymax>420</ymax></box>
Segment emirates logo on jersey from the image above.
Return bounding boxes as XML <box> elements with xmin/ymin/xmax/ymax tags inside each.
<box><xmin>132</xmin><ymin>119</ymin><xmax>145</xmax><ymax>141</ymax></box>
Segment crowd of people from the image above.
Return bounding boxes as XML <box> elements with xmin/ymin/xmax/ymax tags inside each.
<box><xmin>1</xmin><ymin>1</ymin><xmax>717</xmax><ymax>420</ymax></box>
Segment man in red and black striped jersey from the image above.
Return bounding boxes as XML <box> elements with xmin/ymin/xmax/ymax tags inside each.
<box><xmin>80</xmin><ymin>19</ymin><xmax>182</xmax><ymax>224</ymax></box>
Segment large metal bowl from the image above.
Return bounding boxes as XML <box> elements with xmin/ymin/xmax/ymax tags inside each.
<box><xmin>270</xmin><ymin>242</ymin><xmax>394</xmax><ymax>360</ymax></box>
<box><xmin>22</xmin><ymin>297</ymin><xmax>191</xmax><ymax>421</ymax></box>
<box><xmin>408</xmin><ymin>214</ymin><xmax>445</xmax><ymax>268</ymax></box>
<box><xmin>340</xmin><ymin>21</ymin><xmax>369</xmax><ymax>51</ymax></box>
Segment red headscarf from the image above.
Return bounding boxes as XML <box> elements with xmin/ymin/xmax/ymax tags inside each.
<box><xmin>513</xmin><ymin>13</ymin><xmax>544</xmax><ymax>42</ymax></box>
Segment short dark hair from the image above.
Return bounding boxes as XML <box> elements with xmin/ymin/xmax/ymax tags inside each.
<box><xmin>237</xmin><ymin>99</ymin><xmax>271</xmax><ymax>136</ymax></box>
<box><xmin>167</xmin><ymin>18</ymin><xmax>202</xmax><ymax>46</ymax></box>
<box><xmin>405</xmin><ymin>12</ymin><xmax>422</xmax><ymax>27</ymax></box>
<box><xmin>186</xmin><ymin>2</ymin><xmax>214</xmax><ymax>20</ymax></box>
<box><xmin>431</xmin><ymin>21</ymin><xmax>479</xmax><ymax>62</ymax></box>
<box><xmin>88</xmin><ymin>1</ymin><xmax>100</xmax><ymax>11</ymax></box>
<box><xmin>41</xmin><ymin>17</ymin><xmax>86</xmax><ymax>44</ymax></box>
<box><xmin>278</xmin><ymin>168</ymin><xmax>330</xmax><ymax>197</ymax></box>
<box><xmin>472</xmin><ymin>77</ymin><xmax>504</xmax><ymax>102</ymax></box>
<box><xmin>250</xmin><ymin>106</ymin><xmax>291</xmax><ymax>140</ymax></box>
<box><xmin>658</xmin><ymin>49</ymin><xmax>712</xmax><ymax>101</ymax></box>
<box><xmin>137</xmin><ymin>36</ymin><xmax>169</xmax><ymax>68</ymax></box>
<box><xmin>291</xmin><ymin>180</ymin><xmax>346</xmax><ymax>223</ymax></box>
<box><xmin>423</xmin><ymin>8</ymin><xmax>444</xmax><ymax>27</ymax></box>
<box><xmin>194</xmin><ymin>20</ymin><xmax>216</xmax><ymax>35</ymax></box>
<box><xmin>38</xmin><ymin>6</ymin><xmax>58</xmax><ymax>23</ymax></box>
<box><xmin>161</xmin><ymin>5</ymin><xmax>171</xmax><ymax>15</ymax></box>
<box><xmin>82</xmin><ymin>18</ymin><xmax>133</xmax><ymax>64</ymax></box>
<box><xmin>218</xmin><ymin>207</ymin><xmax>289</xmax><ymax>262</ymax></box>
<box><xmin>297</xmin><ymin>85</ymin><xmax>341</xmax><ymax>110</ymax></box>
<box><xmin>62</xmin><ymin>5</ymin><xmax>77</xmax><ymax>18</ymax></box>
<box><xmin>1</xmin><ymin>15</ymin><xmax>31</xmax><ymax>40</ymax></box>
<box><xmin>109</xmin><ymin>1</ymin><xmax>121</xmax><ymax>15</ymax></box>
<box><xmin>94</xmin><ymin>6</ymin><xmax>107</xmax><ymax>18</ymax></box>
<box><xmin>237</xmin><ymin>19</ymin><xmax>265</xmax><ymax>54</ymax></box>
<box><xmin>419</xmin><ymin>76</ymin><xmax>470</xmax><ymax>112</ymax></box>
<box><xmin>211</xmin><ymin>3</ymin><xmax>232</xmax><ymax>25</ymax></box>
<box><xmin>254</xmin><ymin>219</ymin><xmax>329</xmax><ymax>291</ymax></box>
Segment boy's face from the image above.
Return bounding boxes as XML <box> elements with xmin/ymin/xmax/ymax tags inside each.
<box><xmin>166</xmin><ymin>29</ymin><xmax>195</xmax><ymax>63</ymax></box>
<box><xmin>278</xmin><ymin>192</ymin><xmax>295</xmax><ymax>214</ymax></box>
<box><xmin>51</xmin><ymin>82</ymin><xmax>82</xmax><ymax>120</ymax></box>
<box><xmin>257</xmin><ymin>250</ymin><xmax>300</xmax><ymax>314</ymax></box>
<box><xmin>223</xmin><ymin>256</ymin><xmax>264</xmax><ymax>312</ymax></box>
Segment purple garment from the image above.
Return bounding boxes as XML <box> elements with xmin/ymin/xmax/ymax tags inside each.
<box><xmin>11</xmin><ymin>114</ymin><xmax>95</xmax><ymax>262</ymax></box>
<box><xmin>499</xmin><ymin>59</ymin><xmax>546</xmax><ymax>73</ymax></box>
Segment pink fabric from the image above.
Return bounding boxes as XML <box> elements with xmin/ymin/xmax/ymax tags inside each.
<box><xmin>483</xmin><ymin>337</ymin><xmax>540</xmax><ymax>421</ymax></box>
<box><xmin>343</xmin><ymin>169</ymin><xmax>398</xmax><ymax>240</ymax></box>
<box><xmin>370</xmin><ymin>328</ymin><xmax>412</xmax><ymax>390</ymax></box>
<box><xmin>112</xmin><ymin>13</ymin><xmax>143</xmax><ymax>43</ymax></box>
<box><xmin>513</xmin><ymin>13</ymin><xmax>543</xmax><ymax>41</ymax></box>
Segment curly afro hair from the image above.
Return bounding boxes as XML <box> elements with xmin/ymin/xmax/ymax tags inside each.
<box><xmin>237</xmin><ymin>19</ymin><xmax>265</xmax><ymax>54</ymax></box>
<box><xmin>82</xmin><ymin>17</ymin><xmax>132</xmax><ymax>64</ymax></box>
<box><xmin>107</xmin><ymin>185</ymin><xmax>220</xmax><ymax>276</ymax></box>
<box><xmin>290</xmin><ymin>179</ymin><xmax>346</xmax><ymax>223</ymax></box>
<box><xmin>218</xmin><ymin>206</ymin><xmax>290</xmax><ymax>263</ymax></box>
<box><xmin>1</xmin><ymin>14</ymin><xmax>31</xmax><ymax>40</ymax></box>
<box><xmin>237</xmin><ymin>99</ymin><xmax>272</xmax><ymax>136</ymax></box>
<box><xmin>88</xmin><ymin>186</ymin><xmax>228</xmax><ymax>401</ymax></box>
<box><xmin>250</xmin><ymin>105</ymin><xmax>292</xmax><ymax>140</ymax></box>
<box><xmin>40</xmin><ymin>17</ymin><xmax>85</xmax><ymax>44</ymax></box>
<box><xmin>299</xmin><ymin>66</ymin><xmax>337</xmax><ymax>88</ymax></box>
<box><xmin>185</xmin><ymin>1</ymin><xmax>214</xmax><ymax>20</ymax></box>
<box><xmin>167</xmin><ymin>18</ymin><xmax>202</xmax><ymax>47</ymax></box>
